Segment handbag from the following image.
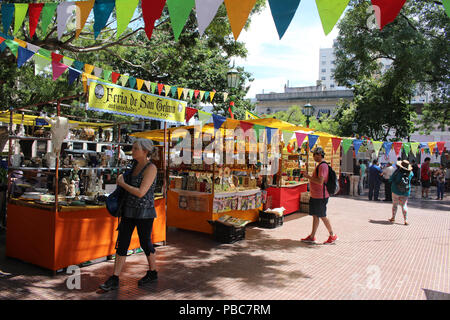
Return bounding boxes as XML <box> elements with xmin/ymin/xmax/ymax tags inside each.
<box><xmin>106</xmin><ymin>169</ymin><xmax>132</xmax><ymax>217</ymax></box>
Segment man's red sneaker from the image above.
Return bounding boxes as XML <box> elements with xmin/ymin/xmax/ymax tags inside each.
<box><xmin>301</xmin><ymin>235</ymin><xmax>316</xmax><ymax>243</ymax></box>
<box><xmin>323</xmin><ymin>234</ymin><xmax>338</xmax><ymax>244</ymax></box>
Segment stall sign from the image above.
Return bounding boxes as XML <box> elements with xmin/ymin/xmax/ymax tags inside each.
<box><xmin>87</xmin><ymin>79</ymin><xmax>186</xmax><ymax>123</ymax></box>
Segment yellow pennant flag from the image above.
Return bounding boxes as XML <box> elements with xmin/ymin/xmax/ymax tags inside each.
<box><xmin>210</xmin><ymin>90</ymin><xmax>216</xmax><ymax>102</ymax></box>
<box><xmin>199</xmin><ymin>90</ymin><xmax>205</xmax><ymax>101</ymax></box>
<box><xmin>224</xmin><ymin>0</ymin><xmax>257</xmax><ymax>40</ymax></box>
<box><xmin>428</xmin><ymin>142</ymin><xmax>437</xmax><ymax>153</ymax></box>
<box><xmin>136</xmin><ymin>78</ymin><xmax>144</xmax><ymax>91</ymax></box>
<box><xmin>245</xmin><ymin>110</ymin><xmax>260</xmax><ymax>119</ymax></box>
<box><xmin>14</xmin><ymin>38</ymin><xmax>27</xmax><ymax>48</ymax></box>
<box><xmin>177</xmin><ymin>87</ymin><xmax>184</xmax><ymax>99</ymax></box>
<box><xmin>75</xmin><ymin>0</ymin><xmax>95</xmax><ymax>38</ymax></box>
<box><xmin>84</xmin><ymin>64</ymin><xmax>95</xmax><ymax>75</ymax></box>
<box><xmin>164</xmin><ymin>85</ymin><xmax>171</xmax><ymax>96</ymax></box>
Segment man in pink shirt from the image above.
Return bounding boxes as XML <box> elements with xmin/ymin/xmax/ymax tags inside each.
<box><xmin>301</xmin><ymin>147</ymin><xmax>338</xmax><ymax>245</ymax></box>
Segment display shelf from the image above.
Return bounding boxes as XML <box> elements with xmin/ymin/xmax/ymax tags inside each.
<box><xmin>8</xmin><ymin>135</ymin><xmax>133</xmax><ymax>146</ymax></box>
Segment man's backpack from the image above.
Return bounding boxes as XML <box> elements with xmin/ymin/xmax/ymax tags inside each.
<box><xmin>394</xmin><ymin>169</ymin><xmax>411</xmax><ymax>194</ymax></box>
<box><xmin>315</xmin><ymin>161</ymin><xmax>340</xmax><ymax>196</ymax></box>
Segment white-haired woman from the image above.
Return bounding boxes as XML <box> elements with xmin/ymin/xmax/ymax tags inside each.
<box><xmin>100</xmin><ymin>138</ymin><xmax>158</xmax><ymax>291</ymax></box>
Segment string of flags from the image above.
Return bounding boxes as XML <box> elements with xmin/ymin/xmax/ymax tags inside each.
<box><xmin>0</xmin><ymin>0</ymin><xmax>448</xmax><ymax>43</ymax></box>
<box><xmin>0</xmin><ymin>34</ymin><xmax>224</xmax><ymax>103</ymax></box>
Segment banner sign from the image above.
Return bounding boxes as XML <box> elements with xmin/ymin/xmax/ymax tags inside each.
<box><xmin>87</xmin><ymin>79</ymin><xmax>186</xmax><ymax>123</ymax></box>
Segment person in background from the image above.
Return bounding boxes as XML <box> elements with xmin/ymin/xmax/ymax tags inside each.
<box><xmin>382</xmin><ymin>163</ymin><xmax>396</xmax><ymax>202</ymax></box>
<box><xmin>350</xmin><ymin>159</ymin><xmax>360</xmax><ymax>197</ymax></box>
<box><xmin>410</xmin><ymin>159</ymin><xmax>420</xmax><ymax>199</ymax></box>
<box><xmin>359</xmin><ymin>159</ymin><xmax>366</xmax><ymax>196</ymax></box>
<box><xmin>421</xmin><ymin>157</ymin><xmax>431</xmax><ymax>199</ymax></box>
<box><xmin>434</xmin><ymin>164</ymin><xmax>446</xmax><ymax>200</ymax></box>
<box><xmin>300</xmin><ymin>147</ymin><xmax>338</xmax><ymax>245</ymax></box>
<box><xmin>389</xmin><ymin>160</ymin><xmax>414</xmax><ymax>225</ymax></box>
<box><xmin>368</xmin><ymin>159</ymin><xmax>383</xmax><ymax>201</ymax></box>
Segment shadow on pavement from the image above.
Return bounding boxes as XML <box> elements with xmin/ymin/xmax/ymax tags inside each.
<box><xmin>423</xmin><ymin>288</ymin><xmax>450</xmax><ymax>300</ymax></box>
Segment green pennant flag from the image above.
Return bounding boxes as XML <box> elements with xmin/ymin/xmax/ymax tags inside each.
<box><xmin>197</xmin><ymin>110</ymin><xmax>211</xmax><ymax>125</ymax></box>
<box><xmin>315</xmin><ymin>0</ymin><xmax>350</xmax><ymax>35</ymax></box>
<box><xmin>402</xmin><ymin>142</ymin><xmax>411</xmax><ymax>156</ymax></box>
<box><xmin>342</xmin><ymin>139</ymin><xmax>353</xmax><ymax>154</ymax></box>
<box><xmin>116</xmin><ymin>0</ymin><xmax>139</xmax><ymax>38</ymax></box>
<box><xmin>120</xmin><ymin>75</ymin><xmax>129</xmax><ymax>87</ymax></box>
<box><xmin>410</xmin><ymin>142</ymin><xmax>420</xmax><ymax>156</ymax></box>
<box><xmin>33</xmin><ymin>54</ymin><xmax>51</xmax><ymax>75</ymax></box>
<box><xmin>150</xmin><ymin>82</ymin><xmax>157</xmax><ymax>94</ymax></box>
<box><xmin>253</xmin><ymin>124</ymin><xmax>264</xmax><ymax>142</ymax></box>
<box><xmin>372</xmin><ymin>141</ymin><xmax>383</xmax><ymax>157</ymax></box>
<box><xmin>37</xmin><ymin>48</ymin><xmax>51</xmax><ymax>59</ymax></box>
<box><xmin>443</xmin><ymin>0</ymin><xmax>450</xmax><ymax>18</ymax></box>
<box><xmin>167</xmin><ymin>0</ymin><xmax>195</xmax><ymax>41</ymax></box>
<box><xmin>188</xmin><ymin>89</ymin><xmax>194</xmax><ymax>100</ymax></box>
<box><xmin>102</xmin><ymin>70</ymin><xmax>112</xmax><ymax>82</ymax></box>
<box><xmin>40</xmin><ymin>3</ymin><xmax>58</xmax><ymax>37</ymax></box>
<box><xmin>282</xmin><ymin>130</ymin><xmax>294</xmax><ymax>143</ymax></box>
<box><xmin>4</xmin><ymin>39</ymin><xmax>19</xmax><ymax>56</ymax></box>
<box><xmin>14</xmin><ymin>3</ymin><xmax>29</xmax><ymax>35</ymax></box>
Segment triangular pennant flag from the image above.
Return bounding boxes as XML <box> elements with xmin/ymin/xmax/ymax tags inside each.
<box><xmin>383</xmin><ymin>141</ymin><xmax>393</xmax><ymax>155</ymax></box>
<box><xmin>315</xmin><ymin>0</ymin><xmax>350</xmax><ymax>35</ymax></box>
<box><xmin>167</xmin><ymin>0</ymin><xmax>195</xmax><ymax>41</ymax></box>
<box><xmin>68</xmin><ymin>68</ymin><xmax>82</xmax><ymax>85</ymax></box>
<box><xmin>195</xmin><ymin>0</ymin><xmax>223</xmax><ymax>35</ymax></box>
<box><xmin>142</xmin><ymin>0</ymin><xmax>167</xmax><ymax>40</ymax></box>
<box><xmin>51</xmin><ymin>52</ymin><xmax>64</xmax><ymax>63</ymax></box>
<box><xmin>33</xmin><ymin>54</ymin><xmax>51</xmax><ymax>75</ymax></box>
<box><xmin>157</xmin><ymin>83</ymin><xmax>164</xmax><ymax>95</ymax></box>
<box><xmin>318</xmin><ymin>136</ymin><xmax>332</xmax><ymax>148</ymax></box>
<box><xmin>0</xmin><ymin>37</ymin><xmax>5</xmax><ymax>45</ymax></box>
<box><xmin>331</xmin><ymin>137</ymin><xmax>342</xmax><ymax>153</ymax></box>
<box><xmin>52</xmin><ymin>61</ymin><xmax>69</xmax><ymax>81</ymax></box>
<box><xmin>183</xmin><ymin>88</ymin><xmax>189</xmax><ymax>99</ymax></box>
<box><xmin>26</xmin><ymin>43</ymin><xmax>41</xmax><ymax>53</ymax></box>
<box><xmin>224</xmin><ymin>0</ymin><xmax>257</xmax><ymax>40</ymax></box>
<box><xmin>2</xmin><ymin>4</ymin><xmax>15</xmax><ymax>35</ymax></box>
<box><xmin>268</xmin><ymin>0</ymin><xmax>301</xmax><ymax>39</ymax></box>
<box><xmin>84</xmin><ymin>64</ymin><xmax>95</xmax><ymax>75</ymax></box>
<box><xmin>428</xmin><ymin>142</ymin><xmax>437</xmax><ymax>153</ymax></box>
<box><xmin>295</xmin><ymin>132</ymin><xmax>307</xmax><ymax>146</ymax></box>
<box><xmin>372</xmin><ymin>141</ymin><xmax>383</xmax><ymax>157</ymax></box>
<box><xmin>115</xmin><ymin>0</ymin><xmax>139</xmax><ymax>38</ymax></box>
<box><xmin>188</xmin><ymin>89</ymin><xmax>194</xmax><ymax>100</ymax></box>
<box><xmin>410</xmin><ymin>142</ymin><xmax>420</xmax><ymax>156</ymax></box>
<box><xmin>149</xmin><ymin>82</ymin><xmax>157</xmax><ymax>93</ymax></box>
<box><xmin>283</xmin><ymin>130</ymin><xmax>294</xmax><ymax>143</ymax></box>
<box><xmin>57</xmin><ymin>2</ymin><xmax>76</xmax><ymax>40</ymax></box>
<box><xmin>266</xmin><ymin>127</ymin><xmax>277</xmax><ymax>144</ymax></box>
<box><xmin>93</xmin><ymin>0</ymin><xmax>116</xmax><ymax>39</ymax></box>
<box><xmin>443</xmin><ymin>0</ymin><xmax>450</xmax><ymax>18</ymax></box>
<box><xmin>392</xmin><ymin>142</ymin><xmax>402</xmax><ymax>156</ymax></box>
<box><xmin>253</xmin><ymin>124</ymin><xmax>264</xmax><ymax>142</ymax></box>
<box><xmin>28</xmin><ymin>3</ymin><xmax>44</xmax><ymax>39</ymax></box>
<box><xmin>40</xmin><ymin>3</ymin><xmax>58</xmax><ymax>37</ymax></box>
<box><xmin>128</xmin><ymin>76</ymin><xmax>136</xmax><ymax>89</ymax></box>
<box><xmin>136</xmin><ymin>79</ymin><xmax>144</xmax><ymax>91</ymax></box>
<box><xmin>17</xmin><ymin>46</ymin><xmax>35</xmax><ymax>68</ymax></box>
<box><xmin>14</xmin><ymin>38</ymin><xmax>27</xmax><ymax>48</ymax></box>
<box><xmin>204</xmin><ymin>91</ymin><xmax>210</xmax><ymax>101</ymax></box>
<box><xmin>102</xmin><ymin>69</ymin><xmax>112</xmax><ymax>82</ymax></box>
<box><xmin>223</xmin><ymin>92</ymin><xmax>228</xmax><ymax>102</ymax></box>
<box><xmin>402</xmin><ymin>142</ymin><xmax>411</xmax><ymax>156</ymax></box>
<box><xmin>437</xmin><ymin>141</ymin><xmax>446</xmax><ymax>155</ymax></box>
<box><xmin>370</xmin><ymin>0</ymin><xmax>407</xmax><ymax>30</ymax></box>
<box><xmin>72</xmin><ymin>60</ymin><xmax>84</xmax><ymax>71</ymax></box>
<box><xmin>308</xmin><ymin>135</ymin><xmax>319</xmax><ymax>149</ymax></box>
<box><xmin>165</xmin><ymin>85</ymin><xmax>172</xmax><ymax>96</ymax></box>
<box><xmin>62</xmin><ymin>56</ymin><xmax>74</xmax><ymax>67</ymax></box>
<box><xmin>120</xmin><ymin>75</ymin><xmax>130</xmax><ymax>87</ymax></box>
<box><xmin>210</xmin><ymin>90</ymin><xmax>216</xmax><ymax>102</ymax></box>
<box><xmin>342</xmin><ymin>139</ymin><xmax>353</xmax><ymax>154</ymax></box>
<box><xmin>194</xmin><ymin>90</ymin><xmax>200</xmax><ymax>99</ymax></box>
<box><xmin>239</xmin><ymin>121</ymin><xmax>253</xmax><ymax>133</ymax></box>
<box><xmin>111</xmin><ymin>72</ymin><xmax>120</xmax><ymax>84</ymax></box>
<box><xmin>198</xmin><ymin>110</ymin><xmax>211</xmax><ymax>125</ymax></box>
<box><xmin>75</xmin><ymin>0</ymin><xmax>95</xmax><ymax>38</ymax></box>
<box><xmin>4</xmin><ymin>39</ymin><xmax>19</xmax><ymax>57</ymax></box>
<box><xmin>199</xmin><ymin>90</ymin><xmax>205</xmax><ymax>101</ymax></box>
<box><xmin>144</xmin><ymin>81</ymin><xmax>151</xmax><ymax>92</ymax></box>
<box><xmin>353</xmin><ymin>139</ymin><xmax>363</xmax><ymax>155</ymax></box>
<box><xmin>37</xmin><ymin>48</ymin><xmax>51</xmax><ymax>58</ymax></box>
<box><xmin>185</xmin><ymin>107</ymin><xmax>198</xmax><ymax>122</ymax></box>
<box><xmin>177</xmin><ymin>87</ymin><xmax>184</xmax><ymax>99</ymax></box>
<box><xmin>213</xmin><ymin>114</ymin><xmax>226</xmax><ymax>132</ymax></box>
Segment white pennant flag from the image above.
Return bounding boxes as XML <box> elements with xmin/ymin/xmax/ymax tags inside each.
<box><xmin>93</xmin><ymin>66</ymin><xmax>103</xmax><ymax>78</ymax></box>
<box><xmin>223</xmin><ymin>92</ymin><xmax>228</xmax><ymax>102</ymax></box>
<box><xmin>33</xmin><ymin>54</ymin><xmax>51</xmax><ymax>76</ymax></box>
<box><xmin>144</xmin><ymin>81</ymin><xmax>152</xmax><ymax>92</ymax></box>
<box><xmin>27</xmin><ymin>43</ymin><xmax>41</xmax><ymax>53</ymax></box>
<box><xmin>57</xmin><ymin>2</ymin><xmax>76</xmax><ymax>40</ymax></box>
<box><xmin>195</xmin><ymin>0</ymin><xmax>223</xmax><ymax>35</ymax></box>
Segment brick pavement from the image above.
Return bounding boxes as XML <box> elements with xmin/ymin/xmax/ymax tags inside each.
<box><xmin>0</xmin><ymin>194</ymin><xmax>448</xmax><ymax>300</ymax></box>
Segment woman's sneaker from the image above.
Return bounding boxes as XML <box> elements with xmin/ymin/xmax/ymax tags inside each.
<box><xmin>99</xmin><ymin>275</ymin><xmax>119</xmax><ymax>291</ymax></box>
<box><xmin>323</xmin><ymin>234</ymin><xmax>338</xmax><ymax>245</ymax></box>
<box><xmin>300</xmin><ymin>235</ymin><xmax>316</xmax><ymax>243</ymax></box>
<box><xmin>138</xmin><ymin>270</ymin><xmax>158</xmax><ymax>286</ymax></box>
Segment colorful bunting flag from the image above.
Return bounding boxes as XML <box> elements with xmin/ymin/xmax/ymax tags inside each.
<box><xmin>17</xmin><ymin>46</ymin><xmax>35</xmax><ymax>67</ymax></box>
<box><xmin>151</xmin><ymin>82</ymin><xmax>157</xmax><ymax>93</ymax></box>
<box><xmin>308</xmin><ymin>135</ymin><xmax>319</xmax><ymax>149</ymax></box>
<box><xmin>282</xmin><ymin>130</ymin><xmax>294</xmax><ymax>143</ymax></box>
<box><xmin>212</xmin><ymin>114</ymin><xmax>226</xmax><ymax>132</ymax></box>
<box><xmin>111</xmin><ymin>71</ymin><xmax>120</xmax><ymax>84</ymax></box>
<box><xmin>402</xmin><ymin>142</ymin><xmax>411</xmax><ymax>156</ymax></box>
<box><xmin>116</xmin><ymin>0</ymin><xmax>139</xmax><ymax>38</ymax></box>
<box><xmin>393</xmin><ymin>142</ymin><xmax>403</xmax><ymax>156</ymax></box>
<box><xmin>224</xmin><ymin>0</ymin><xmax>257</xmax><ymax>40</ymax></box>
<box><xmin>142</xmin><ymin>0</ymin><xmax>167</xmax><ymax>40</ymax></box>
<box><xmin>136</xmin><ymin>78</ymin><xmax>144</xmax><ymax>91</ymax></box>
<box><xmin>84</xmin><ymin>64</ymin><xmax>95</xmax><ymax>75</ymax></box>
<box><xmin>410</xmin><ymin>142</ymin><xmax>420</xmax><ymax>156</ymax></box>
<box><xmin>371</xmin><ymin>0</ymin><xmax>407</xmax><ymax>30</ymax></box>
<box><xmin>120</xmin><ymin>75</ymin><xmax>130</xmax><ymax>87</ymax></box>
<box><xmin>239</xmin><ymin>121</ymin><xmax>253</xmax><ymax>133</ymax></box>
<box><xmin>318</xmin><ymin>136</ymin><xmax>331</xmax><ymax>148</ymax></box>
<box><xmin>52</xmin><ymin>61</ymin><xmax>69</xmax><ymax>81</ymax></box>
<box><xmin>353</xmin><ymin>139</ymin><xmax>363</xmax><ymax>155</ymax></box>
<box><xmin>157</xmin><ymin>83</ymin><xmax>164</xmax><ymax>95</ymax></box>
<box><xmin>315</xmin><ymin>0</ymin><xmax>350</xmax><ymax>35</ymax></box>
<box><xmin>331</xmin><ymin>137</ymin><xmax>342</xmax><ymax>153</ymax></box>
<box><xmin>437</xmin><ymin>141</ymin><xmax>446</xmax><ymax>155</ymax></box>
<box><xmin>428</xmin><ymin>142</ymin><xmax>437</xmax><ymax>153</ymax></box>
<box><xmin>167</xmin><ymin>0</ymin><xmax>195</xmax><ymax>41</ymax></box>
<box><xmin>266</xmin><ymin>127</ymin><xmax>277</xmax><ymax>144</ymax></box>
<box><xmin>33</xmin><ymin>54</ymin><xmax>51</xmax><ymax>75</ymax></box>
<box><xmin>93</xmin><ymin>0</ymin><xmax>116</xmax><ymax>38</ymax></box>
<box><xmin>342</xmin><ymin>139</ymin><xmax>353</xmax><ymax>154</ymax></box>
<box><xmin>443</xmin><ymin>0</ymin><xmax>450</xmax><ymax>18</ymax></box>
<box><xmin>128</xmin><ymin>76</ymin><xmax>136</xmax><ymax>89</ymax></box>
<box><xmin>68</xmin><ymin>68</ymin><xmax>82</xmax><ymax>85</ymax></box>
<box><xmin>4</xmin><ymin>39</ymin><xmax>19</xmax><ymax>57</ymax></box>
<box><xmin>383</xmin><ymin>141</ymin><xmax>392</xmax><ymax>155</ymax></box>
<box><xmin>253</xmin><ymin>124</ymin><xmax>264</xmax><ymax>142</ymax></box>
<box><xmin>57</xmin><ymin>2</ymin><xmax>76</xmax><ymax>40</ymax></box>
<box><xmin>2</xmin><ymin>4</ymin><xmax>15</xmax><ymax>35</ymax></box>
<box><xmin>295</xmin><ymin>132</ymin><xmax>307</xmax><ymax>147</ymax></box>
<box><xmin>28</xmin><ymin>3</ymin><xmax>44</xmax><ymax>39</ymax></box>
<box><xmin>185</xmin><ymin>107</ymin><xmax>198</xmax><ymax>122</ymax></box>
<box><xmin>198</xmin><ymin>110</ymin><xmax>211</xmax><ymax>125</ymax></box>
<box><xmin>268</xmin><ymin>0</ymin><xmax>301</xmax><ymax>39</ymax></box>
<box><xmin>245</xmin><ymin>110</ymin><xmax>260</xmax><ymax>120</ymax></box>
<box><xmin>177</xmin><ymin>87</ymin><xmax>184</xmax><ymax>99</ymax></box>
<box><xmin>75</xmin><ymin>0</ymin><xmax>95</xmax><ymax>38</ymax></box>
<box><xmin>41</xmin><ymin>3</ymin><xmax>58</xmax><ymax>37</ymax></box>
<box><xmin>51</xmin><ymin>52</ymin><xmax>64</xmax><ymax>63</ymax></box>
<box><xmin>204</xmin><ymin>91</ymin><xmax>210</xmax><ymax>102</ymax></box>
<box><xmin>210</xmin><ymin>90</ymin><xmax>216</xmax><ymax>102</ymax></box>
<box><xmin>195</xmin><ymin>0</ymin><xmax>223</xmax><ymax>36</ymax></box>
<box><xmin>372</xmin><ymin>141</ymin><xmax>383</xmax><ymax>157</ymax></box>
<box><xmin>199</xmin><ymin>90</ymin><xmax>205</xmax><ymax>101</ymax></box>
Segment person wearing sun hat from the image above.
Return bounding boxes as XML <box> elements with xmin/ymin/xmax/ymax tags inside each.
<box><xmin>388</xmin><ymin>159</ymin><xmax>414</xmax><ymax>225</ymax></box>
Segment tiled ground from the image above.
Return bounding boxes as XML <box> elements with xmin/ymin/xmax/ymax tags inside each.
<box><xmin>0</xmin><ymin>192</ymin><xmax>449</xmax><ymax>300</ymax></box>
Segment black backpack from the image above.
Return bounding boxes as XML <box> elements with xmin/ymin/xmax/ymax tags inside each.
<box><xmin>315</xmin><ymin>161</ymin><xmax>339</xmax><ymax>196</ymax></box>
<box><xmin>394</xmin><ymin>169</ymin><xmax>410</xmax><ymax>194</ymax></box>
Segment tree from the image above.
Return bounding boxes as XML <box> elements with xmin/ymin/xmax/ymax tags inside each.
<box><xmin>333</xmin><ymin>0</ymin><xmax>449</xmax><ymax>136</ymax></box>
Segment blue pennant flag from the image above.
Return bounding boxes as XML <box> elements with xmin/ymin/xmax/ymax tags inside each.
<box><xmin>72</xmin><ymin>60</ymin><xmax>85</xmax><ymax>71</ymax></box>
<box><xmin>128</xmin><ymin>76</ymin><xmax>136</xmax><ymax>89</ymax></box>
<box><xmin>17</xmin><ymin>47</ymin><xmax>35</xmax><ymax>68</ymax></box>
<box><xmin>268</xmin><ymin>0</ymin><xmax>301</xmax><ymax>39</ymax></box>
<box><xmin>212</xmin><ymin>114</ymin><xmax>226</xmax><ymax>132</ymax></box>
<box><xmin>308</xmin><ymin>134</ymin><xmax>319</xmax><ymax>149</ymax></box>
<box><xmin>266</xmin><ymin>127</ymin><xmax>277</xmax><ymax>144</ymax></box>
<box><xmin>383</xmin><ymin>142</ymin><xmax>393</xmax><ymax>155</ymax></box>
<box><xmin>93</xmin><ymin>0</ymin><xmax>116</xmax><ymax>39</ymax></box>
<box><xmin>2</xmin><ymin>4</ymin><xmax>15</xmax><ymax>35</ymax></box>
<box><xmin>68</xmin><ymin>68</ymin><xmax>82</xmax><ymax>85</ymax></box>
<box><xmin>353</xmin><ymin>139</ymin><xmax>364</xmax><ymax>155</ymax></box>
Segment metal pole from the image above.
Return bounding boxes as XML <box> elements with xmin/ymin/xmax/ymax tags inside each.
<box><xmin>54</xmin><ymin>100</ymin><xmax>61</xmax><ymax>212</ymax></box>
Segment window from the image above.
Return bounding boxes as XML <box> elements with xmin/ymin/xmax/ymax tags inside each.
<box><xmin>330</xmin><ymin>84</ymin><xmax>335</xmax><ymax>88</ymax></box>
<box><xmin>321</xmin><ymin>77</ymin><xmax>326</xmax><ymax>81</ymax></box>
<box><xmin>322</xmin><ymin>61</ymin><xmax>327</xmax><ymax>65</ymax></box>
<box><xmin>332</xmin><ymin>60</ymin><xmax>336</xmax><ymax>65</ymax></box>
<box><xmin>321</xmin><ymin>69</ymin><xmax>326</xmax><ymax>73</ymax></box>
<box><xmin>73</xmin><ymin>142</ymin><xmax>83</xmax><ymax>150</ymax></box>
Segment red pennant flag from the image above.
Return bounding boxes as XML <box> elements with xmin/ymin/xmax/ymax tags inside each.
<box><xmin>239</xmin><ymin>121</ymin><xmax>253</xmax><ymax>132</ymax></box>
<box><xmin>371</xmin><ymin>0</ymin><xmax>407</xmax><ymax>30</ymax></box>
<box><xmin>228</xmin><ymin>101</ymin><xmax>235</xmax><ymax>119</ymax></box>
<box><xmin>111</xmin><ymin>72</ymin><xmax>120</xmax><ymax>84</ymax></box>
<box><xmin>393</xmin><ymin>142</ymin><xmax>403</xmax><ymax>156</ymax></box>
<box><xmin>194</xmin><ymin>90</ymin><xmax>200</xmax><ymax>99</ymax></box>
<box><xmin>331</xmin><ymin>137</ymin><xmax>342</xmax><ymax>153</ymax></box>
<box><xmin>437</xmin><ymin>141</ymin><xmax>446</xmax><ymax>155</ymax></box>
<box><xmin>0</xmin><ymin>37</ymin><xmax>5</xmax><ymax>44</ymax></box>
<box><xmin>52</xmin><ymin>61</ymin><xmax>69</xmax><ymax>81</ymax></box>
<box><xmin>51</xmin><ymin>52</ymin><xmax>64</xmax><ymax>63</ymax></box>
<box><xmin>185</xmin><ymin>107</ymin><xmax>198</xmax><ymax>122</ymax></box>
<box><xmin>157</xmin><ymin>83</ymin><xmax>164</xmax><ymax>95</ymax></box>
<box><xmin>29</xmin><ymin>3</ymin><xmax>44</xmax><ymax>39</ymax></box>
<box><xmin>142</xmin><ymin>0</ymin><xmax>167</xmax><ymax>40</ymax></box>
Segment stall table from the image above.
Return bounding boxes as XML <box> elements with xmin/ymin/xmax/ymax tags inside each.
<box><xmin>6</xmin><ymin>197</ymin><xmax>166</xmax><ymax>272</ymax></box>
<box><xmin>266</xmin><ymin>182</ymin><xmax>308</xmax><ymax>215</ymax></box>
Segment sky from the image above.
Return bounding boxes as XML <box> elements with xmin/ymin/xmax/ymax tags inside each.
<box><xmin>235</xmin><ymin>0</ymin><xmax>341</xmax><ymax>99</ymax></box>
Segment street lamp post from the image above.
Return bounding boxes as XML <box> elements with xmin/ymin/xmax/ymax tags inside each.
<box><xmin>227</xmin><ymin>66</ymin><xmax>240</xmax><ymax>119</ymax></box>
<box><xmin>303</xmin><ymin>103</ymin><xmax>314</xmax><ymax>128</ymax></box>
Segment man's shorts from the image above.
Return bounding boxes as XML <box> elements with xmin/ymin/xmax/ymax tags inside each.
<box><xmin>309</xmin><ymin>197</ymin><xmax>329</xmax><ymax>218</ymax></box>
<box><xmin>421</xmin><ymin>180</ymin><xmax>430</xmax><ymax>188</ymax></box>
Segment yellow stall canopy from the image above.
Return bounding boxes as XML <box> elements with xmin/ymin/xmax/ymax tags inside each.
<box><xmin>0</xmin><ymin>111</ymin><xmax>114</xmax><ymax>129</ymax></box>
